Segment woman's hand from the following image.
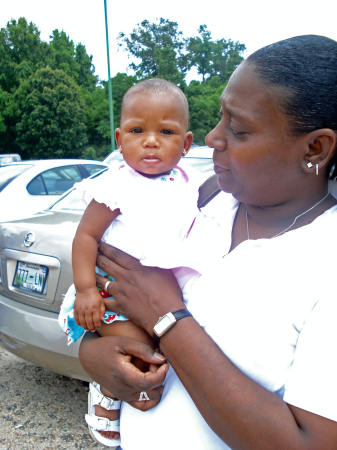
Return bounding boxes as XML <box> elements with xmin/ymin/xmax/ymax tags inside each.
<box><xmin>95</xmin><ymin>242</ymin><xmax>185</xmax><ymax>335</ymax></box>
<box><xmin>79</xmin><ymin>332</ymin><xmax>169</xmax><ymax>411</ymax></box>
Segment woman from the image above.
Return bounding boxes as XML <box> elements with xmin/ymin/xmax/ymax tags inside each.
<box><xmin>79</xmin><ymin>35</ymin><xmax>337</xmax><ymax>449</ymax></box>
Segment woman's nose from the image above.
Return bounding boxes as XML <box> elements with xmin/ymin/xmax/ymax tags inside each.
<box><xmin>205</xmin><ymin>122</ymin><xmax>226</xmax><ymax>152</ymax></box>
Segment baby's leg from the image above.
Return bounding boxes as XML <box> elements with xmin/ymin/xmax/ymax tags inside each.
<box><xmin>99</xmin><ymin>320</ymin><xmax>156</xmax><ymax>371</ymax></box>
<box><xmin>93</xmin><ymin>321</ymin><xmax>155</xmax><ymax>440</ymax></box>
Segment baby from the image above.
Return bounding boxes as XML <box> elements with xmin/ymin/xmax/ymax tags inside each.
<box><xmin>59</xmin><ymin>78</ymin><xmax>205</xmax><ymax>448</ymax></box>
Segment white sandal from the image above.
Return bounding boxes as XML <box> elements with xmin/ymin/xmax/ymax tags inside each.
<box><xmin>85</xmin><ymin>382</ymin><xmax>121</xmax><ymax>448</ymax></box>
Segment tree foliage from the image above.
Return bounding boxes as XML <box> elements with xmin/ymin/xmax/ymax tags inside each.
<box><xmin>0</xmin><ymin>18</ymin><xmax>49</xmax><ymax>93</ymax></box>
<box><xmin>185</xmin><ymin>77</ymin><xmax>226</xmax><ymax>144</ymax></box>
<box><xmin>117</xmin><ymin>18</ymin><xmax>187</xmax><ymax>85</ymax></box>
<box><xmin>15</xmin><ymin>68</ymin><xmax>87</xmax><ymax>159</ymax></box>
<box><xmin>0</xmin><ymin>17</ymin><xmax>246</xmax><ymax>157</ymax></box>
<box><xmin>83</xmin><ymin>72</ymin><xmax>136</xmax><ymax>156</ymax></box>
<box><xmin>116</xmin><ymin>20</ymin><xmax>245</xmax><ymax>144</ymax></box>
<box><xmin>187</xmin><ymin>25</ymin><xmax>246</xmax><ymax>83</ymax></box>
<box><xmin>48</xmin><ymin>30</ymin><xmax>97</xmax><ymax>90</ymax></box>
<box><xmin>0</xmin><ymin>88</ymin><xmax>7</xmax><ymax>134</ymax></box>
<box><xmin>0</xmin><ymin>18</ymin><xmax>97</xmax><ymax>155</ymax></box>
<box><xmin>118</xmin><ymin>21</ymin><xmax>245</xmax><ymax>86</ymax></box>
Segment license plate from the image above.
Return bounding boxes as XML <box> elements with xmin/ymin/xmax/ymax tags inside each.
<box><xmin>13</xmin><ymin>261</ymin><xmax>48</xmax><ymax>294</ymax></box>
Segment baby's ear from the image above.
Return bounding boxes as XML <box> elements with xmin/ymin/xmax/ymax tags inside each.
<box><xmin>183</xmin><ymin>132</ymin><xmax>194</xmax><ymax>155</ymax></box>
<box><xmin>115</xmin><ymin>128</ymin><xmax>122</xmax><ymax>148</ymax></box>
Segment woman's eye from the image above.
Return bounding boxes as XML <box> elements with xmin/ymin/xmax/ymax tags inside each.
<box><xmin>229</xmin><ymin>126</ymin><xmax>246</xmax><ymax>137</ymax></box>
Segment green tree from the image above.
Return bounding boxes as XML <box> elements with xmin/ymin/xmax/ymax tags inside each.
<box><xmin>212</xmin><ymin>39</ymin><xmax>246</xmax><ymax>83</ymax></box>
<box><xmin>82</xmin><ymin>73</ymin><xmax>136</xmax><ymax>156</ymax></box>
<box><xmin>111</xmin><ymin>72</ymin><xmax>137</xmax><ymax>127</ymax></box>
<box><xmin>0</xmin><ymin>77</ymin><xmax>29</xmax><ymax>153</ymax></box>
<box><xmin>75</xmin><ymin>43</ymin><xmax>97</xmax><ymax>91</ymax></box>
<box><xmin>48</xmin><ymin>30</ymin><xmax>97</xmax><ymax>90</ymax></box>
<box><xmin>187</xmin><ymin>25</ymin><xmax>214</xmax><ymax>83</ymax></box>
<box><xmin>187</xmin><ymin>25</ymin><xmax>246</xmax><ymax>83</ymax></box>
<box><xmin>0</xmin><ymin>18</ymin><xmax>98</xmax><ymax>153</ymax></box>
<box><xmin>0</xmin><ymin>17</ymin><xmax>49</xmax><ymax>93</ymax></box>
<box><xmin>48</xmin><ymin>30</ymin><xmax>79</xmax><ymax>78</ymax></box>
<box><xmin>185</xmin><ymin>78</ymin><xmax>226</xmax><ymax>145</ymax></box>
<box><xmin>82</xmin><ymin>86</ymin><xmax>109</xmax><ymax>146</ymax></box>
<box><xmin>0</xmin><ymin>87</ymin><xmax>8</xmax><ymax>135</ymax></box>
<box><xmin>15</xmin><ymin>68</ymin><xmax>88</xmax><ymax>159</ymax></box>
<box><xmin>117</xmin><ymin>18</ymin><xmax>187</xmax><ymax>84</ymax></box>
<box><xmin>81</xmin><ymin>146</ymin><xmax>99</xmax><ymax>160</ymax></box>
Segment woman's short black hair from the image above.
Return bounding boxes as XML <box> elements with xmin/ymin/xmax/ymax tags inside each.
<box><xmin>246</xmin><ymin>35</ymin><xmax>337</xmax><ymax>178</ymax></box>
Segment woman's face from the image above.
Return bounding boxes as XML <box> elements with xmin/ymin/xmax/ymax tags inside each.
<box><xmin>206</xmin><ymin>63</ymin><xmax>306</xmax><ymax>206</ymax></box>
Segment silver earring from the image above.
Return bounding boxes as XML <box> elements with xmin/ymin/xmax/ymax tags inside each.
<box><xmin>119</xmin><ymin>147</ymin><xmax>122</xmax><ymax>154</ymax></box>
<box><xmin>316</xmin><ymin>164</ymin><xmax>319</xmax><ymax>176</ymax></box>
<box><xmin>182</xmin><ymin>149</ymin><xmax>187</xmax><ymax>156</ymax></box>
<box><xmin>306</xmin><ymin>162</ymin><xmax>313</xmax><ymax>169</ymax></box>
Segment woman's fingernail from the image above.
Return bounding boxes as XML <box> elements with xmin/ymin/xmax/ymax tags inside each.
<box><xmin>154</xmin><ymin>352</ymin><xmax>166</xmax><ymax>361</ymax></box>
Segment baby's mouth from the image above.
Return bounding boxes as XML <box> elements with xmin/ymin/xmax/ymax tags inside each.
<box><xmin>142</xmin><ymin>156</ymin><xmax>161</xmax><ymax>164</ymax></box>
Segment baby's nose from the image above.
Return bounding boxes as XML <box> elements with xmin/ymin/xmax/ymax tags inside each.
<box><xmin>144</xmin><ymin>133</ymin><xmax>159</xmax><ymax>146</ymax></box>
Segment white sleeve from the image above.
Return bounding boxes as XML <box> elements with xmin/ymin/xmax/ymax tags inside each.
<box><xmin>283</xmin><ymin>296</ymin><xmax>337</xmax><ymax>422</ymax></box>
<box><xmin>75</xmin><ymin>162</ymin><xmax>121</xmax><ymax>211</ymax></box>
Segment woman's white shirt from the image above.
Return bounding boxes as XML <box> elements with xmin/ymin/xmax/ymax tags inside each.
<box><xmin>120</xmin><ymin>193</ymin><xmax>337</xmax><ymax>450</ymax></box>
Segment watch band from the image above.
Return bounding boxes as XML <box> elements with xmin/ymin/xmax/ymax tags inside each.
<box><xmin>153</xmin><ymin>309</ymin><xmax>192</xmax><ymax>346</ymax></box>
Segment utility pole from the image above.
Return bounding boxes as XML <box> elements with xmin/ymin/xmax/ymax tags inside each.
<box><xmin>104</xmin><ymin>0</ymin><xmax>115</xmax><ymax>151</ymax></box>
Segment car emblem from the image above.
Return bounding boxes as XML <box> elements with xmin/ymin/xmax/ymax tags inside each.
<box><xmin>23</xmin><ymin>232</ymin><xmax>35</xmax><ymax>247</ymax></box>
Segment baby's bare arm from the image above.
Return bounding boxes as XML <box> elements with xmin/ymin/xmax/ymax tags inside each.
<box><xmin>73</xmin><ymin>199</ymin><xmax>119</xmax><ymax>291</ymax></box>
<box><xmin>72</xmin><ymin>200</ymin><xmax>120</xmax><ymax>330</ymax></box>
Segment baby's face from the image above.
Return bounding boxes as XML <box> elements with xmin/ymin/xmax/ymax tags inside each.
<box><xmin>115</xmin><ymin>91</ymin><xmax>192</xmax><ymax>177</ymax></box>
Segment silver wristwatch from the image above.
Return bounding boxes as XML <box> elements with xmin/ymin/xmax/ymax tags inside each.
<box><xmin>153</xmin><ymin>309</ymin><xmax>192</xmax><ymax>345</ymax></box>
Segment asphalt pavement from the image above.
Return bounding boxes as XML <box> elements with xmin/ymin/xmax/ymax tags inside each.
<box><xmin>0</xmin><ymin>347</ymin><xmax>108</xmax><ymax>449</ymax></box>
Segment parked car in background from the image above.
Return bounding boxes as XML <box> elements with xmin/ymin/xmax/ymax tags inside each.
<box><xmin>103</xmin><ymin>144</ymin><xmax>214</xmax><ymax>173</ymax></box>
<box><xmin>0</xmin><ymin>147</ymin><xmax>215</xmax><ymax>381</ymax></box>
<box><xmin>0</xmin><ymin>154</ymin><xmax>22</xmax><ymax>165</ymax></box>
<box><xmin>0</xmin><ymin>159</ymin><xmax>108</xmax><ymax>222</ymax></box>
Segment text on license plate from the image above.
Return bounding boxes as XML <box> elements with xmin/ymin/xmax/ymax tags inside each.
<box><xmin>13</xmin><ymin>261</ymin><xmax>48</xmax><ymax>294</ymax></box>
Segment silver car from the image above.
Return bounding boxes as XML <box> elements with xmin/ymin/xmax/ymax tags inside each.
<box><xmin>0</xmin><ymin>159</ymin><xmax>108</xmax><ymax>222</ymax></box>
<box><xmin>0</xmin><ymin>148</ymin><xmax>214</xmax><ymax>381</ymax></box>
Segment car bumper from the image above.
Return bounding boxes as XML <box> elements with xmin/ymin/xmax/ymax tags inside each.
<box><xmin>0</xmin><ymin>294</ymin><xmax>90</xmax><ymax>381</ymax></box>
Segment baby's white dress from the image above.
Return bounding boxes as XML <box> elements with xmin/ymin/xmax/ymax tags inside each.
<box><xmin>58</xmin><ymin>161</ymin><xmax>217</xmax><ymax>344</ymax></box>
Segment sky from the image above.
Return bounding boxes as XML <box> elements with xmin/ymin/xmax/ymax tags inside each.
<box><xmin>1</xmin><ymin>0</ymin><xmax>337</xmax><ymax>83</ymax></box>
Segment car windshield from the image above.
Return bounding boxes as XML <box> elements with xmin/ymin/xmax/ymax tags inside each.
<box><xmin>0</xmin><ymin>164</ymin><xmax>33</xmax><ymax>192</ymax></box>
<box><xmin>49</xmin><ymin>168</ymin><xmax>108</xmax><ymax>212</ymax></box>
<box><xmin>179</xmin><ymin>157</ymin><xmax>214</xmax><ymax>173</ymax></box>
<box><xmin>50</xmin><ymin>187</ymin><xmax>88</xmax><ymax>212</ymax></box>
<box><xmin>0</xmin><ymin>154</ymin><xmax>21</xmax><ymax>165</ymax></box>
<box><xmin>103</xmin><ymin>151</ymin><xmax>124</xmax><ymax>165</ymax></box>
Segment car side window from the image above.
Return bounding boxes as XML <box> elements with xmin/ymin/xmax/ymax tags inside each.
<box><xmin>26</xmin><ymin>175</ymin><xmax>47</xmax><ymax>195</ymax></box>
<box><xmin>84</xmin><ymin>164</ymin><xmax>105</xmax><ymax>176</ymax></box>
<box><xmin>27</xmin><ymin>166</ymin><xmax>84</xmax><ymax>196</ymax></box>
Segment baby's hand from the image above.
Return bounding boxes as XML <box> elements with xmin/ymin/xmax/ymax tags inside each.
<box><xmin>73</xmin><ymin>288</ymin><xmax>106</xmax><ymax>332</ymax></box>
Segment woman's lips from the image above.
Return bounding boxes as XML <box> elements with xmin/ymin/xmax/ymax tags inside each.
<box><xmin>213</xmin><ymin>163</ymin><xmax>228</xmax><ymax>174</ymax></box>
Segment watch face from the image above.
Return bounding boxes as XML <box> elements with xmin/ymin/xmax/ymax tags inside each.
<box><xmin>154</xmin><ymin>313</ymin><xmax>175</xmax><ymax>336</ymax></box>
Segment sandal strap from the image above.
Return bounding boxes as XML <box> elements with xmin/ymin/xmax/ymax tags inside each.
<box><xmin>90</xmin><ymin>382</ymin><xmax>121</xmax><ymax>411</ymax></box>
<box><xmin>85</xmin><ymin>414</ymin><xmax>120</xmax><ymax>432</ymax></box>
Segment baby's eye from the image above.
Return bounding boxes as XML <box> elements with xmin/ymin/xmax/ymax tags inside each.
<box><xmin>131</xmin><ymin>128</ymin><xmax>143</xmax><ymax>134</ymax></box>
<box><xmin>162</xmin><ymin>129</ymin><xmax>174</xmax><ymax>135</ymax></box>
